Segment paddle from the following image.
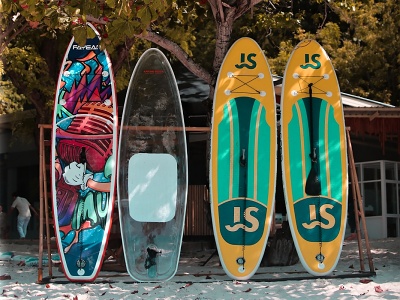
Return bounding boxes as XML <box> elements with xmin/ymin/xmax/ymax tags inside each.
<box><xmin>305</xmin><ymin>83</ymin><xmax>321</xmax><ymax>196</ymax></box>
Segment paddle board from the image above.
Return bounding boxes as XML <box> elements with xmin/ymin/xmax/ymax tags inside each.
<box><xmin>51</xmin><ymin>23</ymin><xmax>117</xmax><ymax>282</ymax></box>
<box><xmin>117</xmin><ymin>48</ymin><xmax>188</xmax><ymax>282</ymax></box>
<box><xmin>210</xmin><ymin>37</ymin><xmax>277</xmax><ymax>280</ymax></box>
<box><xmin>280</xmin><ymin>39</ymin><xmax>348</xmax><ymax>276</ymax></box>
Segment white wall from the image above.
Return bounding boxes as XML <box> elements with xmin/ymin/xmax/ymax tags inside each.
<box><xmin>365</xmin><ymin>217</ymin><xmax>386</xmax><ymax>240</ymax></box>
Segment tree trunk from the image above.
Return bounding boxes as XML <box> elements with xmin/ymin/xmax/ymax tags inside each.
<box><xmin>262</xmin><ymin>222</ymin><xmax>299</xmax><ymax>267</ymax></box>
<box><xmin>207</xmin><ymin>5</ymin><xmax>236</xmax><ymax>111</ymax></box>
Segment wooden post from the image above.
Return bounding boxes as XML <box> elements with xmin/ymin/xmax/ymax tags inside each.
<box><xmin>345</xmin><ymin>128</ymin><xmax>365</xmax><ymax>271</ymax></box>
<box><xmin>346</xmin><ymin>127</ymin><xmax>375</xmax><ymax>273</ymax></box>
<box><xmin>43</xmin><ymin>126</ymin><xmax>53</xmax><ymax>277</ymax></box>
<box><xmin>37</xmin><ymin>124</ymin><xmax>54</xmax><ymax>283</ymax></box>
<box><xmin>37</xmin><ymin>125</ymin><xmax>44</xmax><ymax>283</ymax></box>
<box><xmin>350</xmin><ymin>169</ymin><xmax>365</xmax><ymax>271</ymax></box>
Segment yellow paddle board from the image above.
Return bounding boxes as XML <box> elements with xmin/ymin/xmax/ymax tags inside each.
<box><xmin>210</xmin><ymin>37</ymin><xmax>277</xmax><ymax>280</ymax></box>
<box><xmin>281</xmin><ymin>39</ymin><xmax>348</xmax><ymax>276</ymax></box>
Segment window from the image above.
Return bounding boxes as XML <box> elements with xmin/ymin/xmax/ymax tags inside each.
<box><xmin>363</xmin><ymin>182</ymin><xmax>382</xmax><ymax>216</ymax></box>
<box><xmin>386</xmin><ymin>183</ymin><xmax>398</xmax><ymax>214</ymax></box>
<box><xmin>361</xmin><ymin>162</ymin><xmax>383</xmax><ymax>216</ymax></box>
<box><xmin>387</xmin><ymin>217</ymin><xmax>398</xmax><ymax>237</ymax></box>
<box><xmin>356</xmin><ymin>160</ymin><xmax>400</xmax><ymax>238</ymax></box>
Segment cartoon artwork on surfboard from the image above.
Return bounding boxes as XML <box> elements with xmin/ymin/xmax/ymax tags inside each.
<box><xmin>280</xmin><ymin>39</ymin><xmax>348</xmax><ymax>276</ymax></box>
<box><xmin>117</xmin><ymin>48</ymin><xmax>188</xmax><ymax>282</ymax></box>
<box><xmin>210</xmin><ymin>37</ymin><xmax>277</xmax><ymax>280</ymax></box>
<box><xmin>51</xmin><ymin>23</ymin><xmax>117</xmax><ymax>282</ymax></box>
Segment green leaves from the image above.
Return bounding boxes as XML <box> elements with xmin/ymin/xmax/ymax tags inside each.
<box><xmin>72</xmin><ymin>25</ymin><xmax>87</xmax><ymax>46</ymax></box>
<box><xmin>108</xmin><ymin>18</ymin><xmax>140</xmax><ymax>39</ymax></box>
<box><xmin>2</xmin><ymin>0</ymin><xmax>400</xmax><ymax>119</ymax></box>
<box><xmin>137</xmin><ymin>5</ymin><xmax>156</xmax><ymax>25</ymax></box>
<box><xmin>0</xmin><ymin>78</ymin><xmax>25</xmax><ymax>115</ymax></box>
<box><xmin>105</xmin><ymin>0</ymin><xmax>116</xmax><ymax>9</ymax></box>
<box><xmin>317</xmin><ymin>22</ymin><xmax>341</xmax><ymax>52</ymax></box>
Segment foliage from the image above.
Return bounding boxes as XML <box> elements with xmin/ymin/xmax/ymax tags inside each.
<box><xmin>0</xmin><ymin>80</ymin><xmax>25</xmax><ymax>115</ymax></box>
<box><xmin>3</xmin><ymin>43</ymin><xmax>55</xmax><ymax>121</ymax></box>
<box><xmin>325</xmin><ymin>0</ymin><xmax>400</xmax><ymax>105</ymax></box>
<box><xmin>253</xmin><ymin>0</ymin><xmax>399</xmax><ymax>106</ymax></box>
<box><xmin>160</xmin><ymin>1</ymin><xmax>214</xmax><ymax>68</ymax></box>
<box><xmin>0</xmin><ymin>57</ymin><xmax>24</xmax><ymax>114</ymax></box>
<box><xmin>0</xmin><ymin>0</ymin><xmax>399</xmax><ymax>126</ymax></box>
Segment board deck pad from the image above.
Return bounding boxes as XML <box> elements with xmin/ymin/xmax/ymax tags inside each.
<box><xmin>280</xmin><ymin>39</ymin><xmax>348</xmax><ymax>276</ymax></box>
<box><xmin>51</xmin><ymin>23</ymin><xmax>117</xmax><ymax>282</ymax></box>
<box><xmin>210</xmin><ymin>37</ymin><xmax>277</xmax><ymax>280</ymax></box>
<box><xmin>117</xmin><ymin>48</ymin><xmax>188</xmax><ymax>282</ymax></box>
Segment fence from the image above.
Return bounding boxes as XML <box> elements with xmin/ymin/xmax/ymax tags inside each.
<box><xmin>184</xmin><ymin>185</ymin><xmax>213</xmax><ymax>236</ymax></box>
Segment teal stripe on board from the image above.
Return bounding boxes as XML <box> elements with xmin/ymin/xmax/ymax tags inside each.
<box><xmin>288</xmin><ymin>101</ymin><xmax>308</xmax><ymax>201</ymax></box>
<box><xmin>217</xmin><ymin>103</ymin><xmax>232</xmax><ymax>203</ymax></box>
<box><xmin>288</xmin><ymin>97</ymin><xmax>344</xmax><ymax>202</ymax></box>
<box><xmin>247</xmin><ymin>100</ymin><xmax>260</xmax><ymax>200</ymax></box>
<box><xmin>327</xmin><ymin>105</ymin><xmax>343</xmax><ymax>202</ymax></box>
<box><xmin>218</xmin><ymin>97</ymin><xmax>274</xmax><ymax>204</ymax></box>
<box><xmin>217</xmin><ymin>97</ymin><xmax>274</xmax><ymax>205</ymax></box>
<box><xmin>308</xmin><ymin>98</ymin><xmax>343</xmax><ymax>201</ymax></box>
<box><xmin>252</xmin><ymin>105</ymin><xmax>271</xmax><ymax>204</ymax></box>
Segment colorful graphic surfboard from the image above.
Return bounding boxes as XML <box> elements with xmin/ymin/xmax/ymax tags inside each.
<box><xmin>210</xmin><ymin>37</ymin><xmax>277</xmax><ymax>280</ymax></box>
<box><xmin>117</xmin><ymin>48</ymin><xmax>188</xmax><ymax>282</ymax></box>
<box><xmin>51</xmin><ymin>23</ymin><xmax>117</xmax><ymax>282</ymax></box>
<box><xmin>280</xmin><ymin>39</ymin><xmax>348</xmax><ymax>276</ymax></box>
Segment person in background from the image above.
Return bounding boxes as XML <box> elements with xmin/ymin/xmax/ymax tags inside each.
<box><xmin>0</xmin><ymin>204</ymin><xmax>7</xmax><ymax>239</ymax></box>
<box><xmin>8</xmin><ymin>192</ymin><xmax>39</xmax><ymax>239</ymax></box>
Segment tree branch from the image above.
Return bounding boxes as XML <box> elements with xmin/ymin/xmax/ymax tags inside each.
<box><xmin>218</xmin><ymin>0</ymin><xmax>225</xmax><ymax>22</ymax></box>
<box><xmin>136</xmin><ymin>31</ymin><xmax>213</xmax><ymax>85</ymax></box>
<box><xmin>112</xmin><ymin>38</ymin><xmax>136</xmax><ymax>74</ymax></box>
<box><xmin>0</xmin><ymin>15</ymin><xmax>29</xmax><ymax>56</ymax></box>
<box><xmin>208</xmin><ymin>0</ymin><xmax>219</xmax><ymax>21</ymax></box>
<box><xmin>6</xmin><ymin>69</ymin><xmax>46</xmax><ymax>124</ymax></box>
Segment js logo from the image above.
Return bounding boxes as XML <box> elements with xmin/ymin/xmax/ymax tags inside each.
<box><xmin>300</xmin><ymin>54</ymin><xmax>321</xmax><ymax>70</ymax></box>
<box><xmin>219</xmin><ymin>200</ymin><xmax>266</xmax><ymax>245</ymax></box>
<box><xmin>295</xmin><ymin>198</ymin><xmax>341</xmax><ymax>242</ymax></box>
<box><xmin>302</xmin><ymin>204</ymin><xmax>335</xmax><ymax>230</ymax></box>
<box><xmin>235</xmin><ymin>53</ymin><xmax>257</xmax><ymax>69</ymax></box>
<box><xmin>225</xmin><ymin>206</ymin><xmax>259</xmax><ymax>233</ymax></box>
